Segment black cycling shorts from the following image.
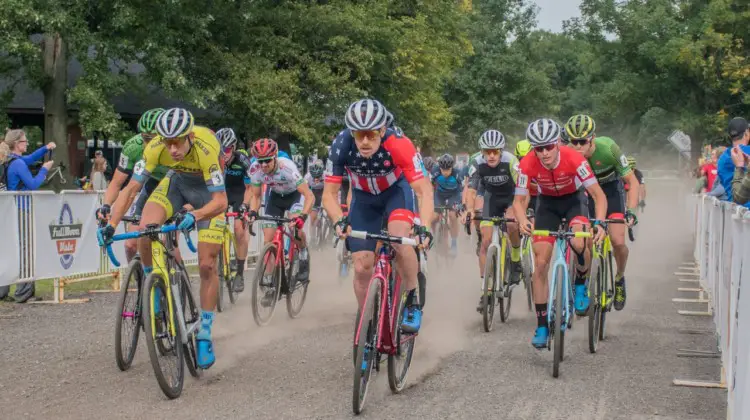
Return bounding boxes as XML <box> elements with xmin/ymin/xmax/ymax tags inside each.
<box><xmin>482</xmin><ymin>192</ymin><xmax>513</xmax><ymax>219</ymax></box>
<box><xmin>264</xmin><ymin>190</ymin><xmax>304</xmax><ymax>217</ymax></box>
<box><xmin>312</xmin><ymin>188</ymin><xmax>323</xmax><ymax>207</ymax></box>
<box><xmin>588</xmin><ymin>180</ymin><xmax>625</xmax><ymax>218</ymax></box>
<box><xmin>534</xmin><ymin>190</ymin><xmax>589</xmax><ymax>242</ymax></box>
<box><xmin>227</xmin><ymin>188</ymin><xmax>245</xmax><ymax>212</ymax></box>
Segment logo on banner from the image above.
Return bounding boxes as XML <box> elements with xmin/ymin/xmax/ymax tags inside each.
<box><xmin>48</xmin><ymin>202</ymin><xmax>83</xmax><ymax>269</ymax></box>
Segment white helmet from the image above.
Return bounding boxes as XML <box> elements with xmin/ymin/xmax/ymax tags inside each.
<box><xmin>345</xmin><ymin>99</ymin><xmax>388</xmax><ymax>131</ymax></box>
<box><xmin>526</xmin><ymin>118</ymin><xmax>561</xmax><ymax>146</ymax></box>
<box><xmin>156</xmin><ymin>108</ymin><xmax>194</xmax><ymax>138</ymax></box>
<box><xmin>216</xmin><ymin>128</ymin><xmax>237</xmax><ymax>149</ymax></box>
<box><xmin>478</xmin><ymin>129</ymin><xmax>506</xmax><ymax>150</ymax></box>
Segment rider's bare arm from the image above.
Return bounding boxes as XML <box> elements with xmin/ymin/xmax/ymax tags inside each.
<box><xmin>410</xmin><ymin>177</ymin><xmax>434</xmax><ymax>229</ymax></box>
<box><xmin>322</xmin><ymin>182</ymin><xmax>343</xmax><ymax>223</ymax></box>
<box><xmin>249</xmin><ymin>185</ymin><xmax>263</xmax><ymax>213</ymax></box>
<box><xmin>242</xmin><ymin>184</ymin><xmax>253</xmax><ymax>207</ymax></box>
<box><xmin>586</xmin><ymin>183</ymin><xmax>608</xmax><ymax>222</ymax></box>
<box><xmin>621</xmin><ymin>171</ymin><xmax>640</xmax><ymax>210</ymax></box>
<box><xmin>192</xmin><ymin>191</ymin><xmax>228</xmax><ymax>221</ymax></box>
<box><xmin>102</xmin><ymin>169</ymin><xmax>130</xmax><ymax>207</ymax></box>
<box><xmin>297</xmin><ymin>182</ymin><xmax>316</xmax><ymax>216</ymax></box>
<box><xmin>108</xmin><ymin>177</ymin><xmax>143</xmax><ymax>227</ymax></box>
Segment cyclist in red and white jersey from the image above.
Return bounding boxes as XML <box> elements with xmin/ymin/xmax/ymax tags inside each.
<box><xmin>322</xmin><ymin>99</ymin><xmax>434</xmax><ymax>333</ymax></box>
<box><xmin>512</xmin><ymin>118</ymin><xmax>608</xmax><ymax>349</ymax></box>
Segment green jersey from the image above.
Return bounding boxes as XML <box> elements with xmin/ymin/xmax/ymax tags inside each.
<box><xmin>586</xmin><ymin>136</ymin><xmax>632</xmax><ymax>184</ymax></box>
<box><xmin>117</xmin><ymin>134</ymin><xmax>168</xmax><ymax>181</ymax></box>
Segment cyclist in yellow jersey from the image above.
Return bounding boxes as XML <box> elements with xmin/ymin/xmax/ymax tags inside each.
<box><xmin>99</xmin><ymin>108</ymin><xmax>228</xmax><ymax>369</ymax></box>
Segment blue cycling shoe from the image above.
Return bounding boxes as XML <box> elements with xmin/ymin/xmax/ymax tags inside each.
<box><xmin>532</xmin><ymin>326</ymin><xmax>549</xmax><ymax>349</ymax></box>
<box><xmin>195</xmin><ymin>329</ymin><xmax>215</xmax><ymax>369</ymax></box>
<box><xmin>401</xmin><ymin>305</ymin><xmax>422</xmax><ymax>334</ymax></box>
<box><xmin>574</xmin><ymin>284</ymin><xmax>590</xmax><ymax>315</ymax></box>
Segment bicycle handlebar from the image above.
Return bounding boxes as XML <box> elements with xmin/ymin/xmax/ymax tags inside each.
<box><xmin>103</xmin><ymin>223</ymin><xmax>196</xmax><ymax>267</ymax></box>
<box><xmin>589</xmin><ymin>218</ymin><xmax>635</xmax><ymax>241</ymax></box>
<box><xmin>348</xmin><ymin>230</ymin><xmax>419</xmax><ymax>247</ymax></box>
<box><xmin>532</xmin><ymin>230</ymin><xmax>592</xmax><ymax>239</ymax></box>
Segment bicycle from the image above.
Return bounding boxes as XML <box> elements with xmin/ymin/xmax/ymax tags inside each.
<box><xmin>336</xmin><ymin>204</ymin><xmax>352</xmax><ymax>279</ymax></box>
<box><xmin>350</xmin><ymin>229</ymin><xmax>427</xmax><ymax>415</ymax></box>
<box><xmin>468</xmin><ymin>216</ymin><xmax>517</xmax><ymax>331</ymax></box>
<box><xmin>249</xmin><ymin>214</ymin><xmax>309</xmax><ymax>326</ymax></box>
<box><xmin>586</xmin><ymin>218</ymin><xmax>634</xmax><ymax>353</ymax></box>
<box><xmin>310</xmin><ymin>207</ymin><xmax>333</xmax><ymax>251</ymax></box>
<box><xmin>102</xmin><ymin>219</ymin><xmax>200</xmax><ymax>399</ymax></box>
<box><xmin>433</xmin><ymin>203</ymin><xmax>462</xmax><ymax>263</ymax></box>
<box><xmin>520</xmin><ymin>208</ymin><xmax>535</xmax><ymax>312</ymax></box>
<box><xmin>43</xmin><ymin>162</ymin><xmax>67</xmax><ymax>185</ymax></box>
<box><xmin>111</xmin><ymin>215</ymin><xmax>144</xmax><ymax>371</ymax></box>
<box><xmin>216</xmin><ymin>210</ymin><xmax>248</xmax><ymax>312</ymax></box>
<box><xmin>532</xmin><ymin>220</ymin><xmax>592</xmax><ymax>378</ymax></box>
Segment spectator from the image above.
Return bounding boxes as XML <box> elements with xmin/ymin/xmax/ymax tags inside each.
<box><xmin>706</xmin><ymin>147</ymin><xmax>728</xmax><ymax>200</ymax></box>
<box><xmin>0</xmin><ymin>129</ymin><xmax>56</xmax><ymax>191</ymax></box>
<box><xmin>698</xmin><ymin>149</ymin><xmax>719</xmax><ymax>192</ymax></box>
<box><xmin>717</xmin><ymin>117</ymin><xmax>750</xmax><ymax>204</ymax></box>
<box><xmin>89</xmin><ymin>150</ymin><xmax>108</xmax><ymax>190</ymax></box>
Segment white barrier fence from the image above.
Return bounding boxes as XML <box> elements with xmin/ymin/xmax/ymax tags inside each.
<box><xmin>0</xmin><ymin>190</ymin><xmax>264</xmax><ymax>301</ymax></box>
<box><xmin>692</xmin><ymin>194</ymin><xmax>750</xmax><ymax>420</ymax></box>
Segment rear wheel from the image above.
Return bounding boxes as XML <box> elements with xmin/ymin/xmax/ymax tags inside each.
<box><xmin>251</xmin><ymin>243</ymin><xmax>282</xmax><ymax>326</ymax></box>
<box><xmin>176</xmin><ymin>267</ymin><xmax>201</xmax><ymax>379</ymax></box>
<box><xmin>481</xmin><ymin>246</ymin><xmax>497</xmax><ymax>332</ymax></box>
<box><xmin>552</xmin><ymin>265</ymin><xmax>565</xmax><ymax>379</ymax></box>
<box><xmin>286</xmin><ymin>246</ymin><xmax>309</xmax><ymax>318</ymax></box>
<box><xmin>114</xmin><ymin>257</ymin><xmax>143</xmax><ymax>371</ymax></box>
<box><xmin>521</xmin><ymin>236</ymin><xmax>534</xmax><ymax>312</ymax></box>
<box><xmin>600</xmin><ymin>250</ymin><xmax>615</xmax><ymax>340</ymax></box>
<box><xmin>217</xmin><ymin>249</ymin><xmax>225</xmax><ymax>313</ymax></box>
<box><xmin>142</xmin><ymin>273</ymin><xmax>184</xmax><ymax>399</ymax></box>
<box><xmin>499</xmin><ymin>246</ymin><xmax>512</xmax><ymax>323</ymax></box>
<box><xmin>388</xmin><ymin>288</ymin><xmax>415</xmax><ymax>393</ymax></box>
<box><xmin>352</xmin><ymin>278</ymin><xmax>380</xmax><ymax>415</ymax></box>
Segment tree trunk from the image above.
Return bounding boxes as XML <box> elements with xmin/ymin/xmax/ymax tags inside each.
<box><xmin>42</xmin><ymin>34</ymin><xmax>70</xmax><ymax>191</ymax></box>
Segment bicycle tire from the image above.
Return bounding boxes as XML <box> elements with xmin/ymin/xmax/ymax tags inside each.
<box><xmin>600</xmin><ymin>250</ymin><xmax>615</xmax><ymax>340</ymax></box>
<box><xmin>522</xmin><ymin>236</ymin><xmax>534</xmax><ymax>312</ymax></box>
<box><xmin>114</xmin><ymin>257</ymin><xmax>143</xmax><ymax>371</ymax></box>
<box><xmin>286</xmin><ymin>247</ymin><xmax>309</xmax><ymax>318</ymax></box>
<box><xmin>388</xmin><ymin>288</ymin><xmax>415</xmax><ymax>393</ymax></box>
<box><xmin>178</xmin><ymin>268</ymin><xmax>202</xmax><ymax>379</ymax></box>
<box><xmin>142</xmin><ymin>272</ymin><xmax>184</xmax><ymax>399</ymax></box>
<box><xmin>588</xmin><ymin>255</ymin><xmax>603</xmax><ymax>353</ymax></box>
<box><xmin>352</xmin><ymin>278</ymin><xmax>380</xmax><ymax>415</ymax></box>
<box><xmin>552</xmin><ymin>264</ymin><xmax>565</xmax><ymax>378</ymax></box>
<box><xmin>499</xmin><ymin>246</ymin><xmax>512</xmax><ymax>323</ymax></box>
<box><xmin>217</xmin><ymin>250</ymin><xmax>225</xmax><ymax>313</ymax></box>
<box><xmin>227</xmin><ymin>239</ymin><xmax>237</xmax><ymax>305</ymax></box>
<box><xmin>481</xmin><ymin>246</ymin><xmax>497</xmax><ymax>332</ymax></box>
<box><xmin>251</xmin><ymin>243</ymin><xmax>282</xmax><ymax>326</ymax></box>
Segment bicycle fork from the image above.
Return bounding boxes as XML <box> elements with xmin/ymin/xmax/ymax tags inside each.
<box><xmin>547</xmin><ymin>240</ymin><xmax>572</xmax><ymax>330</ymax></box>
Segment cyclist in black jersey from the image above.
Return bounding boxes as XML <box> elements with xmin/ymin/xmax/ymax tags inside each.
<box><xmin>218</xmin><ymin>128</ymin><xmax>253</xmax><ymax>293</ymax></box>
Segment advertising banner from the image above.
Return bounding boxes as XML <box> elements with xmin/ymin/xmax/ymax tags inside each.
<box><xmin>0</xmin><ymin>194</ymin><xmax>20</xmax><ymax>286</ymax></box>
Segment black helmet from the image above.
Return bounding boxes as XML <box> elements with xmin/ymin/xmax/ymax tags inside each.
<box><xmin>438</xmin><ymin>153</ymin><xmax>454</xmax><ymax>169</ymax></box>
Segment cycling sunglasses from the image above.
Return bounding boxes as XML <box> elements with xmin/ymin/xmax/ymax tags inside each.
<box><xmin>257</xmin><ymin>157</ymin><xmax>275</xmax><ymax>165</ymax></box>
<box><xmin>223</xmin><ymin>146</ymin><xmax>235</xmax><ymax>155</ymax></box>
<box><xmin>570</xmin><ymin>136</ymin><xmax>594</xmax><ymax>146</ymax></box>
<box><xmin>534</xmin><ymin>144</ymin><xmax>557</xmax><ymax>153</ymax></box>
<box><xmin>482</xmin><ymin>149</ymin><xmax>502</xmax><ymax>156</ymax></box>
<box><xmin>352</xmin><ymin>129</ymin><xmax>381</xmax><ymax>141</ymax></box>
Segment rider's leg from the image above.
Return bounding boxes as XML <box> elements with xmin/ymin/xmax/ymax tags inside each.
<box><xmin>388</xmin><ymin>210</ymin><xmax>421</xmax><ymax>333</ymax></box>
<box><xmin>352</xmin><ymin>251</ymin><xmax>376</xmax><ymax>307</ymax></box>
<box><xmin>137</xmin><ymin>202</ymin><xmax>168</xmax><ymax>272</ymax></box>
<box><xmin>232</xmin><ymin>218</ymin><xmax>249</xmax><ymax>292</ymax></box>
<box><xmin>195</xmin><ymin>218</ymin><xmax>222</xmax><ymax>369</ymax></box>
<box><xmin>505</xmin><ymin>207</ymin><xmax>523</xmax><ymax>282</ymax></box>
<box><xmin>531</xmin><ymin>240</ymin><xmax>554</xmax><ymax>348</ymax></box>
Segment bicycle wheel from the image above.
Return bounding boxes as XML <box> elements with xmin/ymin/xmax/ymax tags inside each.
<box><xmin>481</xmin><ymin>246</ymin><xmax>497</xmax><ymax>332</ymax></box>
<box><xmin>352</xmin><ymin>278</ymin><xmax>381</xmax><ymax>415</ymax></box>
<box><xmin>552</xmin><ymin>264</ymin><xmax>565</xmax><ymax>378</ymax></box>
<box><xmin>499</xmin><ymin>246</ymin><xmax>512</xmax><ymax>323</ymax></box>
<box><xmin>251</xmin><ymin>243</ymin><xmax>282</xmax><ymax>326</ymax></box>
<box><xmin>114</xmin><ymin>257</ymin><xmax>143</xmax><ymax>371</ymax></box>
<box><xmin>600</xmin><ymin>250</ymin><xmax>615</xmax><ymax>340</ymax></box>
<box><xmin>388</xmin><ymin>289</ymin><xmax>416</xmax><ymax>393</ymax></box>
<box><xmin>142</xmin><ymin>272</ymin><xmax>185</xmax><ymax>399</ymax></box>
<box><xmin>178</xmin><ymin>267</ymin><xmax>202</xmax><ymax>379</ymax></box>
<box><xmin>521</xmin><ymin>236</ymin><xmax>534</xmax><ymax>312</ymax></box>
<box><xmin>286</xmin><ymin>247</ymin><xmax>309</xmax><ymax>318</ymax></box>
<box><xmin>227</xmin><ymin>239</ymin><xmax>237</xmax><ymax>305</ymax></box>
<box><xmin>588</xmin><ymin>255</ymin><xmax>603</xmax><ymax>353</ymax></box>
<box><xmin>217</xmin><ymin>248</ymin><xmax>225</xmax><ymax>313</ymax></box>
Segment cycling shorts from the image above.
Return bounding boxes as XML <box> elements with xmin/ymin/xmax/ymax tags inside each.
<box><xmin>534</xmin><ymin>190</ymin><xmax>589</xmax><ymax>244</ymax></box>
<box><xmin>146</xmin><ymin>172</ymin><xmax>225</xmax><ymax>245</ymax></box>
<box><xmin>434</xmin><ymin>191</ymin><xmax>461</xmax><ymax>208</ymax></box>
<box><xmin>340</xmin><ymin>180</ymin><xmax>350</xmax><ymax>205</ymax></box>
<box><xmin>347</xmin><ymin>177</ymin><xmax>416</xmax><ymax>253</ymax></box>
<box><xmin>312</xmin><ymin>188</ymin><xmax>323</xmax><ymax>208</ymax></box>
<box><xmin>227</xmin><ymin>188</ymin><xmax>246</xmax><ymax>212</ymax></box>
<box><xmin>480</xmin><ymin>192</ymin><xmax>513</xmax><ymax>228</ymax></box>
<box><xmin>588</xmin><ymin>180</ymin><xmax>625</xmax><ymax>218</ymax></box>
<box><xmin>264</xmin><ymin>189</ymin><xmax>304</xmax><ymax>218</ymax></box>
<box><xmin>125</xmin><ymin>177</ymin><xmax>160</xmax><ymax>222</ymax></box>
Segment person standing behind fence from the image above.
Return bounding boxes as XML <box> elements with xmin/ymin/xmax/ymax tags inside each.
<box><xmin>0</xmin><ymin>129</ymin><xmax>56</xmax><ymax>191</ymax></box>
<box><xmin>717</xmin><ymin>117</ymin><xmax>750</xmax><ymax>205</ymax></box>
<box><xmin>89</xmin><ymin>150</ymin><xmax>109</xmax><ymax>191</ymax></box>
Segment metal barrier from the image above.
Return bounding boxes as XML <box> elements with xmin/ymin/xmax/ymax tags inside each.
<box><xmin>691</xmin><ymin>194</ymin><xmax>750</xmax><ymax>419</ymax></box>
<box><xmin>0</xmin><ymin>190</ymin><xmax>264</xmax><ymax>303</ymax></box>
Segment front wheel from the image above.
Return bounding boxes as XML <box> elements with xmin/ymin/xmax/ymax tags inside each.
<box><xmin>588</xmin><ymin>255</ymin><xmax>603</xmax><ymax>354</ymax></box>
<box><xmin>552</xmin><ymin>264</ymin><xmax>565</xmax><ymax>379</ymax></box>
<box><xmin>499</xmin><ymin>246</ymin><xmax>513</xmax><ymax>323</ymax></box>
<box><xmin>521</xmin><ymin>236</ymin><xmax>534</xmax><ymax>312</ymax></box>
<box><xmin>352</xmin><ymin>278</ymin><xmax>381</xmax><ymax>415</ymax></box>
<box><xmin>388</xmin><ymin>289</ymin><xmax>416</xmax><ymax>393</ymax></box>
<box><xmin>286</xmin><ymin>247</ymin><xmax>309</xmax><ymax>318</ymax></box>
<box><xmin>481</xmin><ymin>246</ymin><xmax>497</xmax><ymax>332</ymax></box>
<box><xmin>114</xmin><ymin>257</ymin><xmax>143</xmax><ymax>371</ymax></box>
<box><xmin>251</xmin><ymin>243</ymin><xmax>282</xmax><ymax>326</ymax></box>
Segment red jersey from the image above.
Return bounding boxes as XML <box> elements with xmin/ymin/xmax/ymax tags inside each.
<box><xmin>701</xmin><ymin>163</ymin><xmax>717</xmax><ymax>191</ymax></box>
<box><xmin>516</xmin><ymin>146</ymin><xmax>598</xmax><ymax>197</ymax></box>
<box><xmin>325</xmin><ymin>128</ymin><xmax>425</xmax><ymax>195</ymax></box>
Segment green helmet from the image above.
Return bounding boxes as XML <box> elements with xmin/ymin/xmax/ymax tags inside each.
<box><xmin>138</xmin><ymin>108</ymin><xmax>165</xmax><ymax>134</ymax></box>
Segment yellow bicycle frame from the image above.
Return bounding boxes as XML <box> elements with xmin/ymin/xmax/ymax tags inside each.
<box><xmin>149</xmin><ymin>237</ymin><xmax>177</xmax><ymax>339</ymax></box>
<box><xmin>592</xmin><ymin>234</ymin><xmax>614</xmax><ymax>308</ymax></box>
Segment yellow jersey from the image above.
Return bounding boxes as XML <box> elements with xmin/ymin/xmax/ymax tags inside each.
<box><xmin>133</xmin><ymin>125</ymin><xmax>225</xmax><ymax>192</ymax></box>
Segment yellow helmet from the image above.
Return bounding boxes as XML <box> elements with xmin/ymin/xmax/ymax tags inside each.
<box><xmin>515</xmin><ymin>139</ymin><xmax>533</xmax><ymax>159</ymax></box>
<box><xmin>564</xmin><ymin>114</ymin><xmax>596</xmax><ymax>139</ymax></box>
<box><xmin>627</xmin><ymin>156</ymin><xmax>636</xmax><ymax>169</ymax></box>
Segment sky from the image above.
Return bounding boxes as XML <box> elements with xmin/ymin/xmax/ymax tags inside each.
<box><xmin>533</xmin><ymin>0</ymin><xmax>582</xmax><ymax>32</ymax></box>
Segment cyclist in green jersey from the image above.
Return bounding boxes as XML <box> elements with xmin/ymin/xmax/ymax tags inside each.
<box><xmin>97</xmin><ymin>108</ymin><xmax>171</xmax><ymax>262</ymax></box>
<box><xmin>565</xmin><ymin>114</ymin><xmax>640</xmax><ymax>312</ymax></box>
<box><xmin>463</xmin><ymin>150</ymin><xmax>485</xmax><ymax>255</ymax></box>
